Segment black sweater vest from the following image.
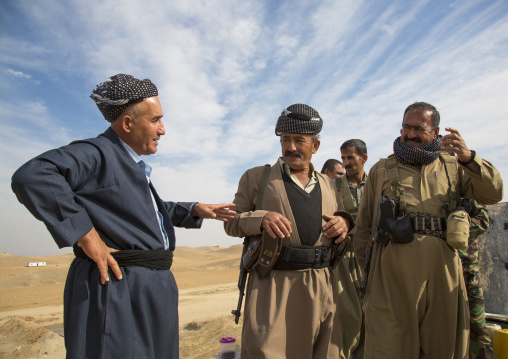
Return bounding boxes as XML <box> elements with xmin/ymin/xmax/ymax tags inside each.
<box><xmin>282</xmin><ymin>172</ymin><xmax>322</xmax><ymax>246</ymax></box>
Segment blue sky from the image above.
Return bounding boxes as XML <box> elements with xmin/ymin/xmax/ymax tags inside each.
<box><xmin>1</xmin><ymin>0</ymin><xmax>507</xmax><ymax>255</ymax></box>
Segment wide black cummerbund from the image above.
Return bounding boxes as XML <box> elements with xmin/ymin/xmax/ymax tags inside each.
<box><xmin>273</xmin><ymin>245</ymin><xmax>332</xmax><ymax>270</ymax></box>
<box><xmin>74</xmin><ymin>247</ymin><xmax>173</xmax><ymax>270</ymax></box>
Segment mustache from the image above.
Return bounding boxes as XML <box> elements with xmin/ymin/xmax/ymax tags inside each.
<box><xmin>285</xmin><ymin>150</ymin><xmax>302</xmax><ymax>158</ymax></box>
<box><xmin>403</xmin><ymin>135</ymin><xmax>422</xmax><ymax>143</ymax></box>
<box><xmin>345</xmin><ymin>165</ymin><xmax>353</xmax><ymax>169</ymax></box>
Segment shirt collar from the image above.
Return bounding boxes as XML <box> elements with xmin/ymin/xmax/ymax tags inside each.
<box><xmin>278</xmin><ymin>157</ymin><xmax>317</xmax><ymax>181</ymax></box>
<box><xmin>120</xmin><ymin>139</ymin><xmax>152</xmax><ymax>176</ymax></box>
<box><xmin>346</xmin><ymin>172</ymin><xmax>367</xmax><ymax>186</ymax></box>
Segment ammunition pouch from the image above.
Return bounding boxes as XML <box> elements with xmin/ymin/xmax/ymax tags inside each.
<box><xmin>242</xmin><ymin>235</ymin><xmax>262</xmax><ymax>271</ymax></box>
<box><xmin>387</xmin><ymin>217</ymin><xmax>414</xmax><ymax>244</ymax></box>
<box><xmin>407</xmin><ymin>213</ymin><xmax>447</xmax><ymax>240</ymax></box>
<box><xmin>374</xmin><ymin>196</ymin><xmax>397</xmax><ymax>245</ymax></box>
<box><xmin>242</xmin><ymin>231</ymin><xmax>282</xmax><ymax>278</ymax></box>
<box><xmin>375</xmin><ymin>195</ymin><xmax>448</xmax><ymax>245</ymax></box>
<box><xmin>384</xmin><ymin>212</ymin><xmax>449</xmax><ymax>244</ymax></box>
<box><xmin>446</xmin><ymin>207</ymin><xmax>470</xmax><ymax>249</ymax></box>
<box><xmin>274</xmin><ymin>245</ymin><xmax>333</xmax><ymax>270</ymax></box>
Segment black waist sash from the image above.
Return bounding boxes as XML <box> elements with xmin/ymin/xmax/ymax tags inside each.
<box><xmin>74</xmin><ymin>247</ymin><xmax>173</xmax><ymax>270</ymax></box>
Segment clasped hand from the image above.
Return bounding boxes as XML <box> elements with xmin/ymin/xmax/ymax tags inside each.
<box><xmin>262</xmin><ymin>212</ymin><xmax>350</xmax><ymax>243</ymax></box>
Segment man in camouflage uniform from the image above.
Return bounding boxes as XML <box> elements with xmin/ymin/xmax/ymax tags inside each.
<box><xmin>460</xmin><ymin>199</ymin><xmax>494</xmax><ymax>359</ymax></box>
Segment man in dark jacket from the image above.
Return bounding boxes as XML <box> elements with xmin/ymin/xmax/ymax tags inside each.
<box><xmin>11</xmin><ymin>74</ymin><xmax>235</xmax><ymax>359</ymax></box>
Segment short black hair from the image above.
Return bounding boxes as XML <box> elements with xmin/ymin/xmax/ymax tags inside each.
<box><xmin>403</xmin><ymin>102</ymin><xmax>440</xmax><ymax>129</ymax></box>
<box><xmin>340</xmin><ymin>139</ymin><xmax>367</xmax><ymax>156</ymax></box>
<box><xmin>321</xmin><ymin>159</ymin><xmax>343</xmax><ymax>173</ymax></box>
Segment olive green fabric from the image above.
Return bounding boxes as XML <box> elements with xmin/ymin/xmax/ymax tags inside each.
<box><xmin>354</xmin><ymin>152</ymin><xmax>503</xmax><ymax>359</ymax></box>
<box><xmin>333</xmin><ymin>246</ymin><xmax>364</xmax><ymax>359</ymax></box>
<box><xmin>334</xmin><ymin>174</ymin><xmax>367</xmax><ymax>359</ymax></box>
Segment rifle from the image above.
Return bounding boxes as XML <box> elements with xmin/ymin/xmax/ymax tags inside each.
<box><xmin>360</xmin><ymin>238</ymin><xmax>374</xmax><ymax>300</ymax></box>
<box><xmin>232</xmin><ymin>253</ymin><xmax>247</xmax><ymax>324</ymax></box>
<box><xmin>232</xmin><ymin>234</ymin><xmax>260</xmax><ymax>324</ymax></box>
<box><xmin>359</xmin><ymin>196</ymin><xmax>395</xmax><ymax>299</ymax></box>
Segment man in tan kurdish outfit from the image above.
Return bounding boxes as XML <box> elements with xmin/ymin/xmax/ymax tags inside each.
<box><xmin>354</xmin><ymin>102</ymin><xmax>503</xmax><ymax>358</ymax></box>
<box><xmin>334</xmin><ymin>139</ymin><xmax>368</xmax><ymax>359</ymax></box>
<box><xmin>224</xmin><ymin>104</ymin><xmax>355</xmax><ymax>359</ymax></box>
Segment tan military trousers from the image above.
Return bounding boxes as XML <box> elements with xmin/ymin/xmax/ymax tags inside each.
<box><xmin>363</xmin><ymin>235</ymin><xmax>469</xmax><ymax>359</ymax></box>
<box><xmin>334</xmin><ymin>245</ymin><xmax>365</xmax><ymax>359</ymax></box>
<box><xmin>241</xmin><ymin>267</ymin><xmax>339</xmax><ymax>359</ymax></box>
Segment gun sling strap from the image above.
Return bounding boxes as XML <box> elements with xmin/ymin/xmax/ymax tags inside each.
<box><xmin>256</xmin><ymin>164</ymin><xmax>272</xmax><ymax>210</ymax></box>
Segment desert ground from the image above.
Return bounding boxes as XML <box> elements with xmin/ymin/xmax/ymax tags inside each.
<box><xmin>0</xmin><ymin>245</ymin><xmax>244</xmax><ymax>359</ymax></box>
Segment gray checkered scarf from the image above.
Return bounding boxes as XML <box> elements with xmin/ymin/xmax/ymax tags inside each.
<box><xmin>90</xmin><ymin>74</ymin><xmax>158</xmax><ymax>122</ymax></box>
<box><xmin>393</xmin><ymin>136</ymin><xmax>442</xmax><ymax>165</ymax></box>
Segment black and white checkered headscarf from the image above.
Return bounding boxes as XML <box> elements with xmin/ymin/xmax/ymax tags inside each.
<box><xmin>275</xmin><ymin>104</ymin><xmax>323</xmax><ymax>136</ymax></box>
<box><xmin>90</xmin><ymin>74</ymin><xmax>158</xmax><ymax>122</ymax></box>
<box><xmin>393</xmin><ymin>136</ymin><xmax>442</xmax><ymax>166</ymax></box>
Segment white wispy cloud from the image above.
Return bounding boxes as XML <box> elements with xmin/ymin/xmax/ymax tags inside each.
<box><xmin>1</xmin><ymin>0</ymin><xmax>507</xmax><ymax>255</ymax></box>
<box><xmin>6</xmin><ymin>69</ymin><xmax>31</xmax><ymax>79</ymax></box>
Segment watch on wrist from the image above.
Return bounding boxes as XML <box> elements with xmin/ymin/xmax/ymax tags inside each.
<box><xmin>458</xmin><ymin>150</ymin><xmax>476</xmax><ymax>166</ymax></box>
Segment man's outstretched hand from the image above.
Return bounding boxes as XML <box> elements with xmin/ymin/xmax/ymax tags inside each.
<box><xmin>192</xmin><ymin>203</ymin><xmax>236</xmax><ymax>221</ymax></box>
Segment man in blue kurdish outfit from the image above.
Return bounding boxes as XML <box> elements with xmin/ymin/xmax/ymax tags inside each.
<box><xmin>11</xmin><ymin>74</ymin><xmax>235</xmax><ymax>359</ymax></box>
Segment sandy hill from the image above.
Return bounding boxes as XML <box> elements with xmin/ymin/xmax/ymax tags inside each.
<box><xmin>0</xmin><ymin>246</ymin><xmax>244</xmax><ymax>358</ymax></box>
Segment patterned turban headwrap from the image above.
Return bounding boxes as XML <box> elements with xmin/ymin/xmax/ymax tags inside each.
<box><xmin>275</xmin><ymin>103</ymin><xmax>323</xmax><ymax>136</ymax></box>
<box><xmin>90</xmin><ymin>74</ymin><xmax>158</xmax><ymax>122</ymax></box>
